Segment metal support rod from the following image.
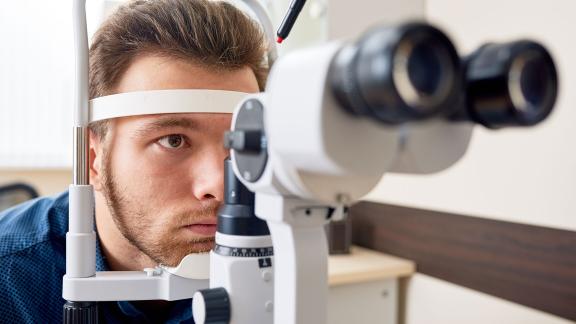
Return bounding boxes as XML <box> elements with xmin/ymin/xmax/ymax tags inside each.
<box><xmin>73</xmin><ymin>126</ymin><xmax>90</xmax><ymax>185</ymax></box>
<box><xmin>73</xmin><ymin>0</ymin><xmax>89</xmax><ymax>127</ymax></box>
<box><xmin>72</xmin><ymin>0</ymin><xmax>90</xmax><ymax>185</ymax></box>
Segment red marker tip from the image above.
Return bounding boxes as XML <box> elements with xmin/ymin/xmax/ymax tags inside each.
<box><xmin>277</xmin><ymin>36</ymin><xmax>284</xmax><ymax>44</ymax></box>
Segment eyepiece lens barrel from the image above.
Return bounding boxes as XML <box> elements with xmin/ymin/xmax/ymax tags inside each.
<box><xmin>330</xmin><ymin>22</ymin><xmax>461</xmax><ymax>124</ymax></box>
<box><xmin>395</xmin><ymin>35</ymin><xmax>456</xmax><ymax>113</ymax></box>
<box><xmin>465</xmin><ymin>41</ymin><xmax>558</xmax><ymax>128</ymax></box>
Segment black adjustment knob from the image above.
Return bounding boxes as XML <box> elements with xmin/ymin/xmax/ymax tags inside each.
<box><xmin>192</xmin><ymin>288</ymin><xmax>231</xmax><ymax>324</ymax></box>
<box><xmin>224</xmin><ymin>130</ymin><xmax>263</xmax><ymax>153</ymax></box>
<box><xmin>63</xmin><ymin>301</ymin><xmax>98</xmax><ymax>324</ymax></box>
<box><xmin>225</xmin><ymin>98</ymin><xmax>268</xmax><ymax>183</ymax></box>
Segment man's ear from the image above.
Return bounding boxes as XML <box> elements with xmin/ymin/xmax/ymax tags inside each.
<box><xmin>89</xmin><ymin>129</ymin><xmax>105</xmax><ymax>192</ymax></box>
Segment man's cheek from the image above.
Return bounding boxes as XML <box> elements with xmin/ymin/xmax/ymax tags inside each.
<box><xmin>142</xmin><ymin>158</ymin><xmax>194</xmax><ymax>179</ymax></box>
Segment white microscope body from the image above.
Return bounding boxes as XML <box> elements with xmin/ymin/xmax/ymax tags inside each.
<box><xmin>197</xmin><ymin>21</ymin><xmax>558</xmax><ymax>324</ymax></box>
<box><xmin>224</xmin><ymin>45</ymin><xmax>455</xmax><ymax>324</ymax></box>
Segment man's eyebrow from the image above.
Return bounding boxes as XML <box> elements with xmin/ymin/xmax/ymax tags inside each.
<box><xmin>132</xmin><ymin>116</ymin><xmax>199</xmax><ymax>138</ymax></box>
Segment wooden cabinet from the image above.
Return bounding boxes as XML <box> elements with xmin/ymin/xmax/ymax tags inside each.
<box><xmin>328</xmin><ymin>246</ymin><xmax>415</xmax><ymax>324</ymax></box>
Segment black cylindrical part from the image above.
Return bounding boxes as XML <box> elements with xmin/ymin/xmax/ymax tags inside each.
<box><xmin>63</xmin><ymin>301</ymin><xmax>98</xmax><ymax>324</ymax></box>
<box><xmin>330</xmin><ymin>22</ymin><xmax>462</xmax><ymax>124</ymax></box>
<box><xmin>461</xmin><ymin>40</ymin><xmax>558</xmax><ymax>128</ymax></box>
<box><xmin>195</xmin><ymin>288</ymin><xmax>231</xmax><ymax>324</ymax></box>
<box><xmin>276</xmin><ymin>0</ymin><xmax>307</xmax><ymax>40</ymax></box>
<box><xmin>217</xmin><ymin>158</ymin><xmax>269</xmax><ymax>236</ymax></box>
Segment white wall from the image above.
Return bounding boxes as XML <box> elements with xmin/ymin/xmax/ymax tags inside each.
<box><xmin>364</xmin><ymin>0</ymin><xmax>576</xmax><ymax>323</ymax></box>
<box><xmin>406</xmin><ymin>274</ymin><xmax>573</xmax><ymax>324</ymax></box>
<box><xmin>0</xmin><ymin>1</ymin><xmax>74</xmax><ymax>168</ymax></box>
<box><xmin>0</xmin><ymin>0</ymin><xmax>120</xmax><ymax>169</ymax></box>
<box><xmin>267</xmin><ymin>0</ymin><xmax>426</xmax><ymax>54</ymax></box>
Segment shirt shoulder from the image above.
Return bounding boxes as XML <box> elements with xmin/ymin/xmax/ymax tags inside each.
<box><xmin>0</xmin><ymin>191</ymin><xmax>70</xmax><ymax>323</ymax></box>
<box><xmin>0</xmin><ymin>191</ymin><xmax>69</xmax><ymax>258</ymax></box>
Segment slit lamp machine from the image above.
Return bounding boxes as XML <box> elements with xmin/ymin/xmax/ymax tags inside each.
<box><xmin>63</xmin><ymin>0</ymin><xmax>559</xmax><ymax>323</ymax></box>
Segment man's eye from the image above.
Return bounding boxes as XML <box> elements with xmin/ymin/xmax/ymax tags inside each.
<box><xmin>157</xmin><ymin>134</ymin><xmax>187</xmax><ymax>149</ymax></box>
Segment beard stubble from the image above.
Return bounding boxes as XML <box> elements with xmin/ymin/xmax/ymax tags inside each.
<box><xmin>100</xmin><ymin>148</ymin><xmax>219</xmax><ymax>267</ymax></box>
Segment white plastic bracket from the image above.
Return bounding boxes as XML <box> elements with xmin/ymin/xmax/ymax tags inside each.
<box><xmin>255</xmin><ymin>193</ymin><xmax>331</xmax><ymax>324</ymax></box>
<box><xmin>63</xmin><ymin>269</ymin><xmax>208</xmax><ymax>302</ymax></box>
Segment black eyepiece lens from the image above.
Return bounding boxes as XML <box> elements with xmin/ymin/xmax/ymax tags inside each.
<box><xmin>407</xmin><ymin>41</ymin><xmax>444</xmax><ymax>98</ymax></box>
<box><xmin>516</xmin><ymin>53</ymin><xmax>555</xmax><ymax>115</ymax></box>
<box><xmin>395</xmin><ymin>36</ymin><xmax>455</xmax><ymax>113</ymax></box>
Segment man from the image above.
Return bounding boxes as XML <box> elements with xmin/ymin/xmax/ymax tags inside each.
<box><xmin>0</xmin><ymin>0</ymin><xmax>268</xmax><ymax>322</ymax></box>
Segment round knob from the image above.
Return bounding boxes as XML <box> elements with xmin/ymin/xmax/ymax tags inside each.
<box><xmin>224</xmin><ymin>130</ymin><xmax>264</xmax><ymax>153</ymax></box>
<box><xmin>192</xmin><ymin>288</ymin><xmax>231</xmax><ymax>324</ymax></box>
<box><xmin>225</xmin><ymin>98</ymin><xmax>268</xmax><ymax>183</ymax></box>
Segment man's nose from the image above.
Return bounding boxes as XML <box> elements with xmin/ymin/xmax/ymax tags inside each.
<box><xmin>190</xmin><ymin>148</ymin><xmax>226</xmax><ymax>202</ymax></box>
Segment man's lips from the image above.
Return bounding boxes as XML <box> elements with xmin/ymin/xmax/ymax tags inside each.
<box><xmin>183</xmin><ymin>220</ymin><xmax>217</xmax><ymax>236</ymax></box>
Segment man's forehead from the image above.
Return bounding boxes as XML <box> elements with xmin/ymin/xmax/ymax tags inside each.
<box><xmin>115</xmin><ymin>54</ymin><xmax>259</xmax><ymax>94</ymax></box>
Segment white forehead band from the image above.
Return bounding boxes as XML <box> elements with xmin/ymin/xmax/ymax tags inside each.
<box><xmin>88</xmin><ymin>89</ymin><xmax>249</xmax><ymax>123</ymax></box>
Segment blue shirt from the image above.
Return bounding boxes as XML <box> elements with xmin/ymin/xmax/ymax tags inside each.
<box><xmin>0</xmin><ymin>191</ymin><xmax>194</xmax><ymax>323</ymax></box>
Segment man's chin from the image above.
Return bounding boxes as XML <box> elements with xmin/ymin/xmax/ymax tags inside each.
<box><xmin>188</xmin><ymin>238</ymin><xmax>216</xmax><ymax>253</ymax></box>
<box><xmin>160</xmin><ymin>238</ymin><xmax>215</xmax><ymax>266</ymax></box>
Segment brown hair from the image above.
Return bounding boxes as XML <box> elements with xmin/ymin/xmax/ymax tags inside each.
<box><xmin>89</xmin><ymin>0</ymin><xmax>269</xmax><ymax>138</ymax></box>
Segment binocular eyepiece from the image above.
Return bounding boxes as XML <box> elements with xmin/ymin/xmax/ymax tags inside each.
<box><xmin>462</xmin><ymin>41</ymin><xmax>558</xmax><ymax>128</ymax></box>
<box><xmin>330</xmin><ymin>23</ymin><xmax>461</xmax><ymax>124</ymax></box>
<box><xmin>330</xmin><ymin>22</ymin><xmax>558</xmax><ymax>128</ymax></box>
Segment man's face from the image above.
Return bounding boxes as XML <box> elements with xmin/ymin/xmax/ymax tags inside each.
<box><xmin>96</xmin><ymin>54</ymin><xmax>260</xmax><ymax>267</ymax></box>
